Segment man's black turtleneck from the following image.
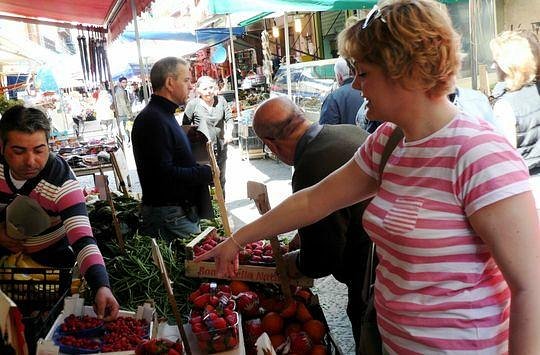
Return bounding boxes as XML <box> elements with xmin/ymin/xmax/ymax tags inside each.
<box><xmin>132</xmin><ymin>94</ymin><xmax>212</xmax><ymax>209</ymax></box>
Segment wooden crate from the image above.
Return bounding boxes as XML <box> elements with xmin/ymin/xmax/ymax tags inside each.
<box><xmin>185</xmin><ymin>228</ymin><xmax>313</xmax><ymax>287</ymax></box>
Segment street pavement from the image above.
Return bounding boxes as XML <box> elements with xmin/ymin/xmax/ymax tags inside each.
<box><xmin>77</xmin><ymin>123</ymin><xmax>355</xmax><ymax>354</ymax></box>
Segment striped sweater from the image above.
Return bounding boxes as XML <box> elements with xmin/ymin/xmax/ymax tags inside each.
<box><xmin>355</xmin><ymin>114</ymin><xmax>530</xmax><ymax>354</ymax></box>
<box><xmin>0</xmin><ymin>154</ymin><xmax>109</xmax><ymax>289</ymax></box>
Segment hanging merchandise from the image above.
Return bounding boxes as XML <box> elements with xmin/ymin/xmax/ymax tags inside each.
<box><xmin>211</xmin><ymin>45</ymin><xmax>227</xmax><ymax>64</ymax></box>
<box><xmin>81</xmin><ymin>30</ymin><xmax>90</xmax><ymax>83</ymax></box>
<box><xmin>261</xmin><ymin>30</ymin><xmax>273</xmax><ymax>85</ymax></box>
<box><xmin>95</xmin><ymin>33</ymin><xmax>103</xmax><ymax>83</ymax></box>
<box><xmin>77</xmin><ymin>28</ymin><xmax>88</xmax><ymax>81</ymax></box>
<box><xmin>96</xmin><ymin>32</ymin><xmax>107</xmax><ymax>84</ymax></box>
<box><xmin>88</xmin><ymin>29</ymin><xmax>96</xmax><ymax>83</ymax></box>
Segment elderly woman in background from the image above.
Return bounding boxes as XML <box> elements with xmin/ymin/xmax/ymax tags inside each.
<box><xmin>183</xmin><ymin>76</ymin><xmax>232</xmax><ymax>190</ymax></box>
<box><xmin>490</xmin><ymin>30</ymin><xmax>540</xmax><ymax>214</ymax></box>
<box><xmin>197</xmin><ymin>0</ymin><xmax>540</xmax><ymax>353</ymax></box>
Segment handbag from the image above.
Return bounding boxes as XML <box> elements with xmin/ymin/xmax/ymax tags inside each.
<box><xmin>358</xmin><ymin>126</ymin><xmax>403</xmax><ymax>355</ymax></box>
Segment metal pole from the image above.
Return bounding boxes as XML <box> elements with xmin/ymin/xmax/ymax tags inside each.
<box><xmin>130</xmin><ymin>0</ymin><xmax>149</xmax><ymax>104</ymax></box>
<box><xmin>228</xmin><ymin>14</ymin><xmax>241</xmax><ymax>121</ymax></box>
<box><xmin>469</xmin><ymin>0</ymin><xmax>478</xmax><ymax>89</ymax></box>
<box><xmin>103</xmin><ymin>36</ymin><xmax>123</xmax><ymax>139</ymax></box>
<box><xmin>284</xmin><ymin>12</ymin><xmax>292</xmax><ymax>99</ymax></box>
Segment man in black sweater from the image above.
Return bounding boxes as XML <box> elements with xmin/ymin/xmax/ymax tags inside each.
<box><xmin>253</xmin><ymin>97</ymin><xmax>371</xmax><ymax>348</ymax></box>
<box><xmin>131</xmin><ymin>57</ymin><xmax>213</xmax><ymax>241</ymax></box>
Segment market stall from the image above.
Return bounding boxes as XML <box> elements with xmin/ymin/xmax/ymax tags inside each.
<box><xmin>0</xmin><ymin>2</ymin><xmax>155</xmax><ymax>353</ymax></box>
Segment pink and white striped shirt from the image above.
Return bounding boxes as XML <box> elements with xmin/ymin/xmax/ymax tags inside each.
<box><xmin>355</xmin><ymin>114</ymin><xmax>531</xmax><ymax>354</ymax></box>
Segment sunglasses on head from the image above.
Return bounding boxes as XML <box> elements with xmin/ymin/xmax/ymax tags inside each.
<box><xmin>362</xmin><ymin>4</ymin><xmax>387</xmax><ymax>30</ymax></box>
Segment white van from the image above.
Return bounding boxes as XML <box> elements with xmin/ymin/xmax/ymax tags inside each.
<box><xmin>270</xmin><ymin>58</ymin><xmax>339</xmax><ymax>122</ymax></box>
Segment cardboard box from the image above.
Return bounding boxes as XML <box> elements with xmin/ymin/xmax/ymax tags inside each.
<box><xmin>185</xmin><ymin>228</ymin><xmax>313</xmax><ymax>287</ymax></box>
<box><xmin>36</xmin><ymin>296</ymin><xmax>154</xmax><ymax>355</ymax></box>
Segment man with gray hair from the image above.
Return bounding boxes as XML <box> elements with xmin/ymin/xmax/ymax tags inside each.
<box><xmin>254</xmin><ymin>96</ymin><xmax>371</xmax><ymax>347</ymax></box>
<box><xmin>132</xmin><ymin>57</ymin><xmax>213</xmax><ymax>241</ymax></box>
<box><xmin>319</xmin><ymin>57</ymin><xmax>364</xmax><ymax>125</ymax></box>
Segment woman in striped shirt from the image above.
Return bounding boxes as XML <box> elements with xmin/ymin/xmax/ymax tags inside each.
<box><xmin>197</xmin><ymin>1</ymin><xmax>540</xmax><ymax>353</ymax></box>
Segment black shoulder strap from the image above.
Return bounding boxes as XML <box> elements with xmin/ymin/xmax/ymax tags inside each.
<box><xmin>362</xmin><ymin>126</ymin><xmax>404</xmax><ymax>302</ymax></box>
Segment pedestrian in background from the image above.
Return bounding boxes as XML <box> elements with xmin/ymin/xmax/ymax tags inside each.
<box><xmin>319</xmin><ymin>57</ymin><xmax>364</xmax><ymax>125</ymax></box>
<box><xmin>96</xmin><ymin>84</ymin><xmax>115</xmax><ymax>136</ymax></box>
<box><xmin>490</xmin><ymin>30</ymin><xmax>540</xmax><ymax>215</ymax></box>
<box><xmin>183</xmin><ymin>76</ymin><xmax>232</xmax><ymax>190</ymax></box>
<box><xmin>114</xmin><ymin>76</ymin><xmax>132</xmax><ymax>142</ymax></box>
<box><xmin>197</xmin><ymin>1</ymin><xmax>540</xmax><ymax>353</ymax></box>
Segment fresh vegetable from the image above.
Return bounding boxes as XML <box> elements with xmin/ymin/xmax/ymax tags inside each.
<box><xmin>104</xmin><ymin>233</ymin><xmax>199</xmax><ymax>320</ymax></box>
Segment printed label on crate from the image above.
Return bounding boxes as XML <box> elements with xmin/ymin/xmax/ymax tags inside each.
<box><xmin>185</xmin><ymin>261</ymin><xmax>313</xmax><ymax>286</ymax></box>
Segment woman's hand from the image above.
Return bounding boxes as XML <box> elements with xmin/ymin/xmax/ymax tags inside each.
<box><xmin>194</xmin><ymin>237</ymin><xmax>240</xmax><ymax>278</ymax></box>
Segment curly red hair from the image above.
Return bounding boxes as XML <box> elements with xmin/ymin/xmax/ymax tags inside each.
<box><xmin>338</xmin><ymin>0</ymin><xmax>462</xmax><ymax>98</ymax></box>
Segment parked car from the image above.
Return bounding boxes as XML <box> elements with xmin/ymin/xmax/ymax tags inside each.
<box><xmin>270</xmin><ymin>58</ymin><xmax>338</xmax><ymax>122</ymax></box>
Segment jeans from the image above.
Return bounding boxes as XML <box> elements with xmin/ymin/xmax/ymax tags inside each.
<box><xmin>216</xmin><ymin>143</ymin><xmax>228</xmax><ymax>192</ymax></box>
<box><xmin>140</xmin><ymin>205</ymin><xmax>200</xmax><ymax>242</ymax></box>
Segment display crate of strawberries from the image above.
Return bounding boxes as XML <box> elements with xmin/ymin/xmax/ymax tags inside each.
<box><xmin>186</xmin><ymin>282</ymin><xmax>244</xmax><ymax>354</ymax></box>
<box><xmin>185</xmin><ymin>227</ymin><xmax>313</xmax><ymax>287</ymax></box>
<box><xmin>39</xmin><ymin>301</ymin><xmax>155</xmax><ymax>354</ymax></box>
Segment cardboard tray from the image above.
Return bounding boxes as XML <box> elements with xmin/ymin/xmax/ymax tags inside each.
<box><xmin>185</xmin><ymin>228</ymin><xmax>313</xmax><ymax>287</ymax></box>
<box><xmin>37</xmin><ymin>298</ymin><xmax>155</xmax><ymax>355</ymax></box>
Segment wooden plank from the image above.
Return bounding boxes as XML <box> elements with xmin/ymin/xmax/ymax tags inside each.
<box><xmin>98</xmin><ymin>165</ymin><xmax>125</xmax><ymax>253</ymax></box>
<box><xmin>110</xmin><ymin>150</ymin><xmax>129</xmax><ymax>197</ymax></box>
<box><xmin>151</xmin><ymin>238</ymin><xmax>192</xmax><ymax>354</ymax></box>
<box><xmin>184</xmin><ymin>260</ymin><xmax>313</xmax><ymax>287</ymax></box>
<box><xmin>206</xmin><ymin>142</ymin><xmax>232</xmax><ymax>236</ymax></box>
<box><xmin>247</xmin><ymin>181</ymin><xmax>292</xmax><ymax>300</ymax></box>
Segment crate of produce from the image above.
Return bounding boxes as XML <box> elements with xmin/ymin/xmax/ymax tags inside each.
<box><xmin>185</xmin><ymin>227</ymin><xmax>313</xmax><ymax>287</ymax></box>
<box><xmin>39</xmin><ymin>299</ymin><xmax>155</xmax><ymax>354</ymax></box>
<box><xmin>0</xmin><ymin>253</ymin><xmax>73</xmax><ymax>354</ymax></box>
<box><xmin>0</xmin><ymin>266</ymin><xmax>72</xmax><ymax>313</ymax></box>
<box><xmin>233</xmin><ymin>282</ymin><xmax>342</xmax><ymax>355</ymax></box>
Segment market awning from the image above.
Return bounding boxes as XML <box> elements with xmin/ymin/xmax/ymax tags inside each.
<box><xmin>0</xmin><ymin>0</ymin><xmax>154</xmax><ymax>40</ymax></box>
<box><xmin>121</xmin><ymin>27</ymin><xmax>245</xmax><ymax>45</ymax></box>
<box><xmin>210</xmin><ymin>0</ymin><xmax>465</xmax><ymax>15</ymax></box>
<box><xmin>208</xmin><ymin>0</ymin><xmax>378</xmax><ymax>14</ymax></box>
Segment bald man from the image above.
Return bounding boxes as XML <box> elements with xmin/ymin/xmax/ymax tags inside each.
<box><xmin>319</xmin><ymin>57</ymin><xmax>364</xmax><ymax>125</ymax></box>
<box><xmin>253</xmin><ymin>97</ymin><xmax>370</xmax><ymax>348</ymax></box>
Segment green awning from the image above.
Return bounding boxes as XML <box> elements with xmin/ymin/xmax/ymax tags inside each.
<box><xmin>211</xmin><ymin>0</ymin><xmax>466</xmax><ymax>16</ymax></box>
<box><xmin>238</xmin><ymin>12</ymin><xmax>274</xmax><ymax>26</ymax></box>
<box><xmin>209</xmin><ymin>0</ymin><xmax>378</xmax><ymax>15</ymax></box>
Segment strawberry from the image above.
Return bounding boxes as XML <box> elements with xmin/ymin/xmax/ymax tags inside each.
<box><xmin>199</xmin><ymin>283</ymin><xmax>211</xmax><ymax>293</ymax></box>
<box><xmin>172</xmin><ymin>341</ymin><xmax>183</xmax><ymax>352</ymax></box>
<box><xmin>168</xmin><ymin>349</ymin><xmax>180</xmax><ymax>355</ymax></box>
<box><xmin>188</xmin><ymin>289</ymin><xmax>201</xmax><ymax>302</ymax></box>
<box><xmin>193</xmin><ymin>293</ymin><xmax>210</xmax><ymax>309</ymax></box>
<box><xmin>210</xmin><ymin>295</ymin><xmax>219</xmax><ymax>307</ymax></box>
<box><xmin>225</xmin><ymin>313</ymin><xmax>238</xmax><ymax>326</ymax></box>
<box><xmin>212</xmin><ymin>317</ymin><xmax>228</xmax><ymax>329</ymax></box>
<box><xmin>191</xmin><ymin>322</ymin><xmax>205</xmax><ymax>334</ymax></box>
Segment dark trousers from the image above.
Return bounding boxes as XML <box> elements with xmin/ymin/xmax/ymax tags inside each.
<box><xmin>216</xmin><ymin>143</ymin><xmax>228</xmax><ymax>193</ymax></box>
<box><xmin>347</xmin><ymin>277</ymin><xmax>367</xmax><ymax>353</ymax></box>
